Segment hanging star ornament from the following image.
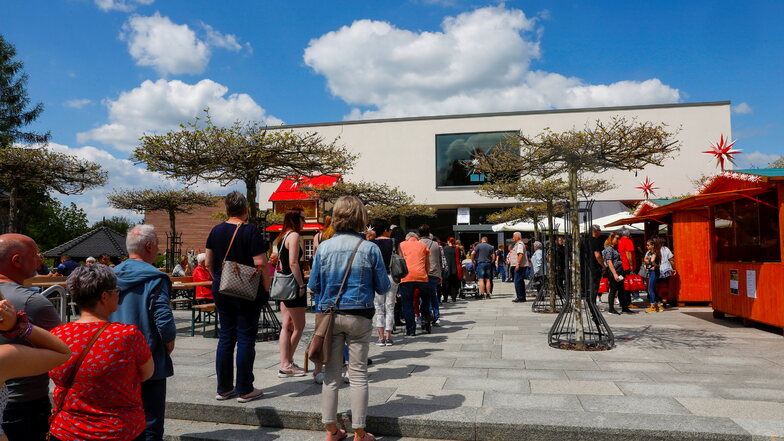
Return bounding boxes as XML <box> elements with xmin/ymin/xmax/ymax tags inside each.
<box><xmin>636</xmin><ymin>177</ymin><xmax>659</xmax><ymax>200</ymax></box>
<box><xmin>703</xmin><ymin>134</ymin><xmax>741</xmax><ymax>170</ymax></box>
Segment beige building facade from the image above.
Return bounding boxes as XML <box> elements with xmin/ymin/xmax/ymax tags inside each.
<box><xmin>258</xmin><ymin>101</ymin><xmax>732</xmax><ymax>214</ymax></box>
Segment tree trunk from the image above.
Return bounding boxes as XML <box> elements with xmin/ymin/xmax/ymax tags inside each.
<box><xmin>533</xmin><ymin>216</ymin><xmax>540</xmax><ymax>243</ymax></box>
<box><xmin>547</xmin><ymin>200</ymin><xmax>556</xmax><ymax>312</ymax></box>
<box><xmin>245</xmin><ymin>178</ymin><xmax>258</xmax><ymax>219</ymax></box>
<box><xmin>168</xmin><ymin>210</ymin><xmax>177</xmax><ymax>271</ymax></box>
<box><xmin>8</xmin><ymin>185</ymin><xmax>17</xmax><ymax>233</ymax></box>
<box><xmin>568</xmin><ymin>167</ymin><xmax>586</xmax><ymax>349</ymax></box>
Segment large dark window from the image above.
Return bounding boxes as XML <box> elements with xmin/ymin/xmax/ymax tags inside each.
<box><xmin>435</xmin><ymin>131</ymin><xmax>515</xmax><ymax>188</ymax></box>
<box><xmin>713</xmin><ymin>191</ymin><xmax>780</xmax><ymax>262</ymax></box>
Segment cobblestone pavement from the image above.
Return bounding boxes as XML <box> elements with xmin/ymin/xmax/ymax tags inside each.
<box><xmin>166</xmin><ymin>281</ymin><xmax>784</xmax><ymax>440</ymax></box>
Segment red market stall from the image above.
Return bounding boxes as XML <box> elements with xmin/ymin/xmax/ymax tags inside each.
<box><xmin>608</xmin><ymin>169</ymin><xmax>784</xmax><ymax>330</ymax></box>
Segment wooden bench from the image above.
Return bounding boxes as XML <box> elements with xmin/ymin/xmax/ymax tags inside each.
<box><xmin>191</xmin><ymin>303</ymin><xmax>218</xmax><ymax>338</ymax></box>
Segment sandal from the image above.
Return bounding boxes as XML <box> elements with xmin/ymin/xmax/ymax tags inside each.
<box><xmin>278</xmin><ymin>364</ymin><xmax>306</xmax><ymax>378</ymax></box>
<box><xmin>353</xmin><ymin>432</ymin><xmax>376</xmax><ymax>441</ymax></box>
<box><xmin>237</xmin><ymin>388</ymin><xmax>264</xmax><ymax>403</ymax></box>
<box><xmin>215</xmin><ymin>389</ymin><xmax>237</xmax><ymax>401</ymax></box>
<box><xmin>325</xmin><ymin>428</ymin><xmax>347</xmax><ymax>441</ymax></box>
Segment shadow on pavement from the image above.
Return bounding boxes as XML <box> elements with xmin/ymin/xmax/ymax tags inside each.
<box><xmin>613</xmin><ymin>324</ymin><xmax>729</xmax><ymax>349</ymax></box>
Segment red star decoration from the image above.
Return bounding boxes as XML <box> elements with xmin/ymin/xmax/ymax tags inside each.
<box><xmin>636</xmin><ymin>176</ymin><xmax>659</xmax><ymax>199</ymax></box>
<box><xmin>703</xmin><ymin>134</ymin><xmax>741</xmax><ymax>170</ymax></box>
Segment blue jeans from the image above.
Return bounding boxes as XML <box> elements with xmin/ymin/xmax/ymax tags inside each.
<box><xmin>215</xmin><ymin>294</ymin><xmax>264</xmax><ymax>396</ymax></box>
<box><xmin>427</xmin><ymin>276</ymin><xmax>440</xmax><ymax>321</ymax></box>
<box><xmin>399</xmin><ymin>281</ymin><xmax>432</xmax><ymax>335</ymax></box>
<box><xmin>497</xmin><ymin>263</ymin><xmax>506</xmax><ymax>281</ymax></box>
<box><xmin>514</xmin><ymin>267</ymin><xmax>527</xmax><ymax>301</ymax></box>
<box><xmin>476</xmin><ymin>262</ymin><xmax>493</xmax><ymax>279</ymax></box>
<box><xmin>141</xmin><ymin>378</ymin><xmax>167</xmax><ymax>441</ymax></box>
<box><xmin>647</xmin><ymin>268</ymin><xmax>659</xmax><ymax>304</ymax></box>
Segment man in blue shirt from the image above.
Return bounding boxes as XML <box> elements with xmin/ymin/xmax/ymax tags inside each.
<box><xmin>471</xmin><ymin>236</ymin><xmax>496</xmax><ymax>299</ymax></box>
<box><xmin>56</xmin><ymin>254</ymin><xmax>79</xmax><ymax>276</ymax></box>
<box><xmin>111</xmin><ymin>225</ymin><xmax>176</xmax><ymax>441</ymax></box>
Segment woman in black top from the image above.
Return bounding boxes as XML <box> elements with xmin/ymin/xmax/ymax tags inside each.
<box><xmin>274</xmin><ymin>209</ymin><xmax>308</xmax><ymax>377</ymax></box>
<box><xmin>205</xmin><ymin>191</ymin><xmax>272</xmax><ymax>403</ymax></box>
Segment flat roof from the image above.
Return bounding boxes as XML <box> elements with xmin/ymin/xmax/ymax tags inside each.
<box><xmin>274</xmin><ymin>101</ymin><xmax>731</xmax><ymax>130</ymax></box>
<box><xmin>733</xmin><ymin>168</ymin><xmax>784</xmax><ymax>179</ymax></box>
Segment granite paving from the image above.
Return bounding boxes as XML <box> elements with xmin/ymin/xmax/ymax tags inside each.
<box><xmin>165</xmin><ymin>282</ymin><xmax>784</xmax><ymax>440</ymax></box>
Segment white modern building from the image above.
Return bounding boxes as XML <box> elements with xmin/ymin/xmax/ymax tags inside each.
<box><xmin>258</xmin><ymin>101</ymin><xmax>731</xmax><ymax>242</ymax></box>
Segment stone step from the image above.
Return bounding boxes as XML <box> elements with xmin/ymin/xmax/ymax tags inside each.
<box><xmin>165</xmin><ymin>397</ymin><xmax>758</xmax><ymax>441</ymax></box>
<box><xmin>164</xmin><ymin>419</ymin><xmax>450</xmax><ymax>441</ymax></box>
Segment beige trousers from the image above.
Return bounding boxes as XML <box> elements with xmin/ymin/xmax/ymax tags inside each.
<box><xmin>321</xmin><ymin>313</ymin><xmax>372</xmax><ymax>428</ymax></box>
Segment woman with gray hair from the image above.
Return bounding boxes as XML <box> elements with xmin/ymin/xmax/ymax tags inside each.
<box><xmin>204</xmin><ymin>191</ymin><xmax>272</xmax><ymax>403</ymax></box>
<box><xmin>530</xmin><ymin>241</ymin><xmax>544</xmax><ymax>295</ymax></box>
<box><xmin>309</xmin><ymin>196</ymin><xmax>390</xmax><ymax>441</ymax></box>
<box><xmin>48</xmin><ymin>264</ymin><xmax>154</xmax><ymax>441</ymax></box>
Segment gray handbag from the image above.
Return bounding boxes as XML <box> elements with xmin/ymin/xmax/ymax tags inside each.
<box><xmin>219</xmin><ymin>222</ymin><xmax>262</xmax><ymax>301</ymax></box>
<box><xmin>270</xmin><ymin>231</ymin><xmax>299</xmax><ymax>301</ymax></box>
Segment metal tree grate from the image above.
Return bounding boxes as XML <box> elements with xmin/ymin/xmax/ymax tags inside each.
<box><xmin>257</xmin><ymin>302</ymin><xmax>281</xmax><ymax>341</ymax></box>
<box><xmin>165</xmin><ymin>232</ymin><xmax>182</xmax><ymax>273</ymax></box>
<box><xmin>532</xmin><ymin>277</ymin><xmax>567</xmax><ymax>313</ymax></box>
<box><xmin>532</xmin><ymin>219</ymin><xmax>567</xmax><ymax>314</ymax></box>
<box><xmin>548</xmin><ymin>201</ymin><xmax>614</xmax><ymax>350</ymax></box>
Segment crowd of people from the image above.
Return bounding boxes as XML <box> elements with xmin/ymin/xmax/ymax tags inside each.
<box><xmin>0</xmin><ymin>189</ymin><xmax>676</xmax><ymax>441</ymax></box>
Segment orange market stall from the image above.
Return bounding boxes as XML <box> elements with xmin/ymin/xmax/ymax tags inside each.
<box><xmin>608</xmin><ymin>169</ymin><xmax>784</xmax><ymax>331</ymax></box>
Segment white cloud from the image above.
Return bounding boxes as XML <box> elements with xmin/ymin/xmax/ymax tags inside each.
<box><xmin>95</xmin><ymin>0</ymin><xmax>153</xmax><ymax>13</ymax></box>
<box><xmin>304</xmin><ymin>5</ymin><xmax>680</xmax><ymax>119</ymax></box>
<box><xmin>120</xmin><ymin>13</ymin><xmax>252</xmax><ymax>75</ymax></box>
<box><xmin>121</xmin><ymin>13</ymin><xmax>209</xmax><ymax>75</ymax></box>
<box><xmin>201</xmin><ymin>23</ymin><xmax>251</xmax><ymax>53</ymax></box>
<box><xmin>77</xmin><ymin>78</ymin><xmax>283</xmax><ymax>151</ymax></box>
<box><xmin>65</xmin><ymin>99</ymin><xmax>93</xmax><ymax>109</ymax></box>
<box><xmin>734</xmin><ymin>151</ymin><xmax>780</xmax><ymax>169</ymax></box>
<box><xmin>44</xmin><ymin>142</ymin><xmax>241</xmax><ymax>222</ymax></box>
<box><xmin>732</xmin><ymin>102</ymin><xmax>753</xmax><ymax>115</ymax></box>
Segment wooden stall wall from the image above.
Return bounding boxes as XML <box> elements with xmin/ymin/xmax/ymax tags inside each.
<box><xmin>712</xmin><ymin>262</ymin><xmax>784</xmax><ymax>328</ymax></box>
<box><xmin>672</xmin><ymin>209</ymin><xmax>713</xmax><ymax>302</ymax></box>
<box><xmin>711</xmin><ymin>183</ymin><xmax>784</xmax><ymax>329</ymax></box>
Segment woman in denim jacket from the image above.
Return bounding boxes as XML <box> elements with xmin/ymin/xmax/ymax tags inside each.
<box><xmin>308</xmin><ymin>196</ymin><xmax>390</xmax><ymax>441</ymax></box>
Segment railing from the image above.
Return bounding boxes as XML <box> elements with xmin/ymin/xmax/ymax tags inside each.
<box><xmin>42</xmin><ymin>285</ymin><xmax>69</xmax><ymax>321</ymax></box>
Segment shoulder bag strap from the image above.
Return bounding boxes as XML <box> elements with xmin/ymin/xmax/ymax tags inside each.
<box><xmin>222</xmin><ymin>222</ymin><xmax>243</xmax><ymax>263</ymax></box>
<box><xmin>50</xmin><ymin>322</ymin><xmax>112</xmax><ymax>427</ymax></box>
<box><xmin>333</xmin><ymin>237</ymin><xmax>364</xmax><ymax>309</ymax></box>
<box><xmin>275</xmin><ymin>231</ymin><xmax>294</xmax><ymax>271</ymax></box>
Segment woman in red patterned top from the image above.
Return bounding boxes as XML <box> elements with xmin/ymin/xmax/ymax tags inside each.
<box><xmin>49</xmin><ymin>264</ymin><xmax>154</xmax><ymax>441</ymax></box>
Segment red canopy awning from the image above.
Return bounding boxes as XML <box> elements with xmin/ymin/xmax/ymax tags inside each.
<box><xmin>265</xmin><ymin>223</ymin><xmax>324</xmax><ymax>232</ymax></box>
<box><xmin>268</xmin><ymin>175</ymin><xmax>340</xmax><ymax>202</ymax></box>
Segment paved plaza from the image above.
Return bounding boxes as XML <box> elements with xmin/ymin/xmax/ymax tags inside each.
<box><xmin>165</xmin><ymin>283</ymin><xmax>784</xmax><ymax>441</ymax></box>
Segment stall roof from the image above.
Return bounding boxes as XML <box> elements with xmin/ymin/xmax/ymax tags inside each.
<box><xmin>732</xmin><ymin>168</ymin><xmax>784</xmax><ymax>180</ymax></box>
<box><xmin>265</xmin><ymin>223</ymin><xmax>324</xmax><ymax>232</ymax></box>
<box><xmin>605</xmin><ymin>186</ymin><xmax>772</xmax><ymax>227</ymax></box>
<box><xmin>268</xmin><ymin>175</ymin><xmax>340</xmax><ymax>202</ymax></box>
<box><xmin>608</xmin><ymin>168</ymin><xmax>784</xmax><ymax>228</ymax></box>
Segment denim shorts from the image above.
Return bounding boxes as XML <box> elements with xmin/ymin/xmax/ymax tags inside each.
<box><xmin>476</xmin><ymin>262</ymin><xmax>493</xmax><ymax>279</ymax></box>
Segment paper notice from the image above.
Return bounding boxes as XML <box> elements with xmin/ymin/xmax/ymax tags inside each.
<box><xmin>746</xmin><ymin>270</ymin><xmax>757</xmax><ymax>298</ymax></box>
<box><xmin>730</xmin><ymin>269</ymin><xmax>739</xmax><ymax>295</ymax></box>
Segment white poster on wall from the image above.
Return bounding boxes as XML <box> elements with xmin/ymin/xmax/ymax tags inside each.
<box><xmin>746</xmin><ymin>270</ymin><xmax>757</xmax><ymax>298</ymax></box>
<box><xmin>457</xmin><ymin>207</ymin><xmax>470</xmax><ymax>224</ymax></box>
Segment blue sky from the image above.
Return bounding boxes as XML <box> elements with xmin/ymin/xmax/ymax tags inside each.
<box><xmin>2</xmin><ymin>0</ymin><xmax>782</xmax><ymax>221</ymax></box>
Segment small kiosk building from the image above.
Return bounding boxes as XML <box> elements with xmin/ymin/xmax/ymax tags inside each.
<box><xmin>608</xmin><ymin>169</ymin><xmax>784</xmax><ymax>330</ymax></box>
